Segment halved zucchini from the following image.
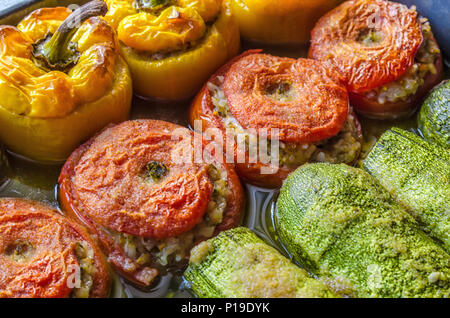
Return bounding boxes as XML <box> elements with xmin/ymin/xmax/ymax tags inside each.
<box><xmin>418</xmin><ymin>80</ymin><xmax>450</xmax><ymax>149</ymax></box>
<box><xmin>183</xmin><ymin>227</ymin><xmax>337</xmax><ymax>298</ymax></box>
<box><xmin>276</xmin><ymin>163</ymin><xmax>449</xmax><ymax>298</ymax></box>
<box><xmin>362</xmin><ymin>128</ymin><xmax>449</xmax><ymax>253</ymax></box>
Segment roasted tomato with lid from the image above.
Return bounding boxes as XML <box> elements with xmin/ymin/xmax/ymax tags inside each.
<box><xmin>190</xmin><ymin>51</ymin><xmax>363</xmax><ymax>188</ymax></box>
<box><xmin>309</xmin><ymin>0</ymin><xmax>443</xmax><ymax>119</ymax></box>
<box><xmin>104</xmin><ymin>0</ymin><xmax>240</xmax><ymax>100</ymax></box>
<box><xmin>0</xmin><ymin>1</ymin><xmax>132</xmax><ymax>162</ymax></box>
<box><xmin>58</xmin><ymin>119</ymin><xmax>245</xmax><ymax>287</ymax></box>
<box><xmin>0</xmin><ymin>198</ymin><xmax>110</xmax><ymax>298</ymax></box>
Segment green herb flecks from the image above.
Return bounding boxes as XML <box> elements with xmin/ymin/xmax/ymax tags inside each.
<box><xmin>147</xmin><ymin>161</ymin><xmax>169</xmax><ymax>181</ymax></box>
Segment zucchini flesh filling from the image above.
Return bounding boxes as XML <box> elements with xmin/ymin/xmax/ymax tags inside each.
<box><xmin>364</xmin><ymin>19</ymin><xmax>440</xmax><ymax>104</ymax></box>
<box><xmin>208</xmin><ymin>77</ymin><xmax>361</xmax><ymax>168</ymax></box>
<box><xmin>108</xmin><ymin>164</ymin><xmax>229</xmax><ymax>268</ymax></box>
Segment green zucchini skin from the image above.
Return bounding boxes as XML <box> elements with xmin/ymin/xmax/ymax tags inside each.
<box><xmin>418</xmin><ymin>80</ymin><xmax>450</xmax><ymax>149</ymax></box>
<box><xmin>362</xmin><ymin>128</ymin><xmax>450</xmax><ymax>253</ymax></box>
<box><xmin>183</xmin><ymin>227</ymin><xmax>337</xmax><ymax>298</ymax></box>
<box><xmin>276</xmin><ymin>163</ymin><xmax>450</xmax><ymax>298</ymax></box>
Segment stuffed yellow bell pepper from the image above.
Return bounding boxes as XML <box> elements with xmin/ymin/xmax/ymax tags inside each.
<box><xmin>104</xmin><ymin>0</ymin><xmax>240</xmax><ymax>100</ymax></box>
<box><xmin>0</xmin><ymin>1</ymin><xmax>132</xmax><ymax>162</ymax></box>
<box><xmin>229</xmin><ymin>0</ymin><xmax>344</xmax><ymax>44</ymax></box>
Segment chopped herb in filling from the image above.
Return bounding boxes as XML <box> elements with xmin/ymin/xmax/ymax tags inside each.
<box><xmin>357</xmin><ymin>28</ymin><xmax>385</xmax><ymax>46</ymax></box>
<box><xmin>71</xmin><ymin>241</ymin><xmax>96</xmax><ymax>298</ymax></box>
<box><xmin>365</xmin><ymin>19</ymin><xmax>440</xmax><ymax>104</ymax></box>
<box><xmin>147</xmin><ymin>161</ymin><xmax>169</xmax><ymax>181</ymax></box>
<box><xmin>264</xmin><ymin>82</ymin><xmax>298</xmax><ymax>102</ymax></box>
<box><xmin>5</xmin><ymin>240</ymin><xmax>34</xmax><ymax>263</ymax></box>
<box><xmin>109</xmin><ymin>164</ymin><xmax>229</xmax><ymax>268</ymax></box>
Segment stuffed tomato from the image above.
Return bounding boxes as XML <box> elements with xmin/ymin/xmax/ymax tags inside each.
<box><xmin>309</xmin><ymin>0</ymin><xmax>443</xmax><ymax>119</ymax></box>
<box><xmin>0</xmin><ymin>1</ymin><xmax>132</xmax><ymax>162</ymax></box>
<box><xmin>190</xmin><ymin>51</ymin><xmax>362</xmax><ymax>188</ymax></box>
<box><xmin>0</xmin><ymin>198</ymin><xmax>110</xmax><ymax>298</ymax></box>
<box><xmin>104</xmin><ymin>0</ymin><xmax>240</xmax><ymax>100</ymax></box>
<box><xmin>58</xmin><ymin>119</ymin><xmax>245</xmax><ymax>287</ymax></box>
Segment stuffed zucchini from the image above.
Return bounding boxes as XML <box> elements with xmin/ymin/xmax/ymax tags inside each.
<box><xmin>276</xmin><ymin>163</ymin><xmax>450</xmax><ymax>298</ymax></box>
<box><xmin>104</xmin><ymin>0</ymin><xmax>240</xmax><ymax>100</ymax></box>
<box><xmin>0</xmin><ymin>1</ymin><xmax>132</xmax><ymax>162</ymax></box>
<box><xmin>362</xmin><ymin>128</ymin><xmax>449</xmax><ymax>253</ymax></box>
<box><xmin>184</xmin><ymin>227</ymin><xmax>337</xmax><ymax>298</ymax></box>
<box><xmin>418</xmin><ymin>80</ymin><xmax>450</xmax><ymax>149</ymax></box>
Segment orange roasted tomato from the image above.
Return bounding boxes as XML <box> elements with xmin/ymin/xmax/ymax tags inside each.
<box><xmin>104</xmin><ymin>0</ymin><xmax>240</xmax><ymax>100</ymax></box>
<box><xmin>229</xmin><ymin>0</ymin><xmax>344</xmax><ymax>45</ymax></box>
<box><xmin>309</xmin><ymin>0</ymin><xmax>443</xmax><ymax>119</ymax></box>
<box><xmin>0</xmin><ymin>1</ymin><xmax>132</xmax><ymax>162</ymax></box>
<box><xmin>190</xmin><ymin>51</ymin><xmax>363</xmax><ymax>188</ymax></box>
<box><xmin>0</xmin><ymin>198</ymin><xmax>110</xmax><ymax>298</ymax></box>
<box><xmin>58</xmin><ymin>120</ymin><xmax>245</xmax><ymax>287</ymax></box>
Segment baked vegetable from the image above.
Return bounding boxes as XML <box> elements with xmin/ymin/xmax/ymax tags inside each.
<box><xmin>59</xmin><ymin>120</ymin><xmax>245</xmax><ymax>287</ymax></box>
<box><xmin>184</xmin><ymin>227</ymin><xmax>337</xmax><ymax>298</ymax></box>
<box><xmin>276</xmin><ymin>163</ymin><xmax>450</xmax><ymax>298</ymax></box>
<box><xmin>309</xmin><ymin>0</ymin><xmax>443</xmax><ymax>119</ymax></box>
<box><xmin>0</xmin><ymin>1</ymin><xmax>132</xmax><ymax>162</ymax></box>
<box><xmin>418</xmin><ymin>80</ymin><xmax>450</xmax><ymax>149</ymax></box>
<box><xmin>104</xmin><ymin>0</ymin><xmax>240</xmax><ymax>100</ymax></box>
<box><xmin>0</xmin><ymin>198</ymin><xmax>110</xmax><ymax>298</ymax></box>
<box><xmin>229</xmin><ymin>0</ymin><xmax>344</xmax><ymax>45</ymax></box>
<box><xmin>362</xmin><ymin>128</ymin><xmax>450</xmax><ymax>253</ymax></box>
<box><xmin>190</xmin><ymin>51</ymin><xmax>362</xmax><ymax>188</ymax></box>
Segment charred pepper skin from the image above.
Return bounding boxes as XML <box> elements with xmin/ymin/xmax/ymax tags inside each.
<box><xmin>0</xmin><ymin>1</ymin><xmax>132</xmax><ymax>162</ymax></box>
<box><xmin>104</xmin><ymin>0</ymin><xmax>240</xmax><ymax>100</ymax></box>
<box><xmin>276</xmin><ymin>163</ymin><xmax>450</xmax><ymax>298</ymax></box>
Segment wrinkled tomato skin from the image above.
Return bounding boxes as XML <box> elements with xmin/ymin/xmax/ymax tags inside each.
<box><xmin>58</xmin><ymin>120</ymin><xmax>245</xmax><ymax>287</ymax></box>
<box><xmin>309</xmin><ymin>0</ymin><xmax>444</xmax><ymax>120</ymax></box>
<box><xmin>190</xmin><ymin>50</ymin><xmax>290</xmax><ymax>188</ymax></box>
<box><xmin>191</xmin><ymin>91</ymin><xmax>362</xmax><ymax>188</ymax></box>
<box><xmin>309</xmin><ymin>0</ymin><xmax>423</xmax><ymax>93</ymax></box>
<box><xmin>0</xmin><ymin>198</ymin><xmax>110</xmax><ymax>298</ymax></box>
<box><xmin>222</xmin><ymin>54</ymin><xmax>349</xmax><ymax>144</ymax></box>
<box><xmin>190</xmin><ymin>82</ymin><xmax>292</xmax><ymax>189</ymax></box>
<box><xmin>190</xmin><ymin>51</ymin><xmax>362</xmax><ymax>188</ymax></box>
<box><xmin>349</xmin><ymin>51</ymin><xmax>443</xmax><ymax>120</ymax></box>
<box><xmin>68</xmin><ymin>121</ymin><xmax>214</xmax><ymax>240</ymax></box>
